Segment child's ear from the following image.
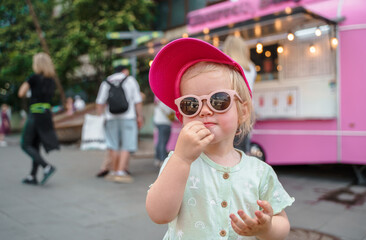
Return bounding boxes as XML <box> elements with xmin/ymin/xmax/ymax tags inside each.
<box><xmin>238</xmin><ymin>101</ymin><xmax>249</xmax><ymax>125</ymax></box>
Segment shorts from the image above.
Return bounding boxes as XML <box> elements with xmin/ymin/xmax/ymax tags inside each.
<box><xmin>104</xmin><ymin>118</ymin><xmax>138</xmax><ymax>152</ymax></box>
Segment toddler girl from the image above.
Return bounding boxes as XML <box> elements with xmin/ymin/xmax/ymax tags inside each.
<box><xmin>146</xmin><ymin>38</ymin><xmax>294</xmax><ymax>240</ymax></box>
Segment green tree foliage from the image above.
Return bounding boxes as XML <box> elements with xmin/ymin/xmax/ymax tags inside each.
<box><xmin>0</xmin><ymin>0</ymin><xmax>156</xmax><ymax>109</ymax></box>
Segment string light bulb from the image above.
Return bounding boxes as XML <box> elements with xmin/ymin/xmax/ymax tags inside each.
<box><xmin>256</xmin><ymin>42</ymin><xmax>263</xmax><ymax>54</ymax></box>
<box><xmin>315</xmin><ymin>27</ymin><xmax>322</xmax><ymax>37</ymax></box>
<box><xmin>287</xmin><ymin>32</ymin><xmax>295</xmax><ymax>41</ymax></box>
<box><xmin>309</xmin><ymin>44</ymin><xmax>316</xmax><ymax>54</ymax></box>
<box><xmin>254</xmin><ymin>24</ymin><xmax>262</xmax><ymax>37</ymax></box>
<box><xmin>274</xmin><ymin>19</ymin><xmax>282</xmax><ymax>31</ymax></box>
<box><xmin>331</xmin><ymin>37</ymin><xmax>338</xmax><ymax>48</ymax></box>
<box><xmin>256</xmin><ymin>42</ymin><xmax>263</xmax><ymax>49</ymax></box>
<box><xmin>277</xmin><ymin>45</ymin><xmax>284</xmax><ymax>54</ymax></box>
<box><xmin>213</xmin><ymin>36</ymin><xmax>219</xmax><ymax>47</ymax></box>
<box><xmin>285</xmin><ymin>7</ymin><xmax>292</xmax><ymax>14</ymax></box>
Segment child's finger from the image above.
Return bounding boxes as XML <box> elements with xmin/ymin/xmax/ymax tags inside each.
<box><xmin>231</xmin><ymin>221</ymin><xmax>242</xmax><ymax>234</ymax></box>
<box><xmin>187</xmin><ymin>124</ymin><xmax>206</xmax><ymax>134</ymax></box>
<box><xmin>257</xmin><ymin>200</ymin><xmax>273</xmax><ymax>216</ymax></box>
<box><xmin>255</xmin><ymin>210</ymin><xmax>268</xmax><ymax>224</ymax></box>
<box><xmin>196</xmin><ymin>127</ymin><xmax>212</xmax><ymax>138</ymax></box>
<box><xmin>230</xmin><ymin>213</ymin><xmax>248</xmax><ymax>230</ymax></box>
<box><xmin>200</xmin><ymin>132</ymin><xmax>214</xmax><ymax>145</ymax></box>
<box><xmin>237</xmin><ymin>210</ymin><xmax>257</xmax><ymax>227</ymax></box>
<box><xmin>231</xmin><ymin>220</ymin><xmax>250</xmax><ymax>236</ymax></box>
<box><xmin>185</xmin><ymin>120</ymin><xmax>204</xmax><ymax>129</ymax></box>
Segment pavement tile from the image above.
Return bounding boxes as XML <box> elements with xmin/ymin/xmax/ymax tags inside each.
<box><xmin>0</xmin><ymin>212</ymin><xmax>23</xmax><ymax>231</ymax></box>
<box><xmin>0</xmin><ymin>226</ymin><xmax>45</xmax><ymax>240</ymax></box>
<box><xmin>24</xmin><ymin>221</ymin><xmax>100</xmax><ymax>240</ymax></box>
<box><xmin>307</xmin><ymin>200</ymin><xmax>349</xmax><ymax>214</ymax></box>
<box><xmin>288</xmin><ymin>205</ymin><xmax>340</xmax><ymax>230</ymax></box>
<box><xmin>320</xmin><ymin>211</ymin><xmax>366</xmax><ymax>240</ymax></box>
<box><xmin>118</xmin><ymin>212</ymin><xmax>167</xmax><ymax>240</ymax></box>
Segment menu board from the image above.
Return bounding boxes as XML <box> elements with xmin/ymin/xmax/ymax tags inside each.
<box><xmin>254</xmin><ymin>87</ymin><xmax>298</xmax><ymax>118</ymax></box>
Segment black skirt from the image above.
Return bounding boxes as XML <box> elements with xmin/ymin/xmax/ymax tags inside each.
<box><xmin>22</xmin><ymin>110</ymin><xmax>60</xmax><ymax>153</ymax></box>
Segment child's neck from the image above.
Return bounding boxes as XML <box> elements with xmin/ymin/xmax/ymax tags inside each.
<box><xmin>204</xmin><ymin>144</ymin><xmax>241</xmax><ymax>167</ymax></box>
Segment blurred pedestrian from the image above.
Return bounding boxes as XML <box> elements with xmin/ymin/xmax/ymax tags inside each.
<box><xmin>223</xmin><ymin>35</ymin><xmax>257</xmax><ymax>154</ymax></box>
<box><xmin>153</xmin><ymin>97</ymin><xmax>174</xmax><ymax>167</ymax></box>
<box><xmin>96</xmin><ymin>65</ymin><xmax>144</xmax><ymax>183</ymax></box>
<box><xmin>96</xmin><ymin>91</ymin><xmax>147</xmax><ymax>178</ymax></box>
<box><xmin>74</xmin><ymin>95</ymin><xmax>86</xmax><ymax>111</ymax></box>
<box><xmin>65</xmin><ymin>96</ymin><xmax>74</xmax><ymax>115</ymax></box>
<box><xmin>0</xmin><ymin>103</ymin><xmax>11</xmax><ymax>147</ymax></box>
<box><xmin>18</xmin><ymin>52</ymin><xmax>59</xmax><ymax>185</ymax></box>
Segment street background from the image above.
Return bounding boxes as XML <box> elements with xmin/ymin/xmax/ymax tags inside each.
<box><xmin>1</xmin><ymin>134</ymin><xmax>366</xmax><ymax>240</ymax></box>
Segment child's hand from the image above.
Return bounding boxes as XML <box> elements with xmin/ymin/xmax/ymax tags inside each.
<box><xmin>174</xmin><ymin>121</ymin><xmax>214</xmax><ymax>164</ymax></box>
<box><xmin>230</xmin><ymin>200</ymin><xmax>273</xmax><ymax>238</ymax></box>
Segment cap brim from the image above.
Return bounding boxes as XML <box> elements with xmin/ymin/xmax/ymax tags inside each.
<box><xmin>149</xmin><ymin>38</ymin><xmax>250</xmax><ymax>113</ymax></box>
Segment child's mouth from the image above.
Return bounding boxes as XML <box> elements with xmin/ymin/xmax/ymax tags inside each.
<box><xmin>204</xmin><ymin>122</ymin><xmax>216</xmax><ymax>128</ymax></box>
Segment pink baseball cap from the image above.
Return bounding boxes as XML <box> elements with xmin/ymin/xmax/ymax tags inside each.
<box><xmin>149</xmin><ymin>37</ymin><xmax>251</xmax><ymax>116</ymax></box>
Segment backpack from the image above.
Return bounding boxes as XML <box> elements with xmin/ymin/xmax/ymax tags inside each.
<box><xmin>105</xmin><ymin>75</ymin><xmax>129</xmax><ymax>114</ymax></box>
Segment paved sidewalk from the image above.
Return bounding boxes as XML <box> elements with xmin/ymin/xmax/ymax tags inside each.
<box><xmin>1</xmin><ymin>134</ymin><xmax>366</xmax><ymax>240</ymax></box>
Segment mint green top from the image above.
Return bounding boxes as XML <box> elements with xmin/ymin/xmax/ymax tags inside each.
<box><xmin>158</xmin><ymin>150</ymin><xmax>295</xmax><ymax>240</ymax></box>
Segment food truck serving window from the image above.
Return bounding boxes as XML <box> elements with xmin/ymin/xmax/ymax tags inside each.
<box><xmin>252</xmin><ymin>30</ymin><xmax>337</xmax><ymax>120</ymax></box>
<box><xmin>250</xmin><ymin>44</ymin><xmax>279</xmax><ymax>82</ymax></box>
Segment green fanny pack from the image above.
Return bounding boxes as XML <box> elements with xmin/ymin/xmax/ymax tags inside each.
<box><xmin>30</xmin><ymin>103</ymin><xmax>51</xmax><ymax>113</ymax></box>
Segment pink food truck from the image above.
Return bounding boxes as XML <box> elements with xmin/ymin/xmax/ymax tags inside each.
<box><xmin>161</xmin><ymin>0</ymin><xmax>366</xmax><ymax>184</ymax></box>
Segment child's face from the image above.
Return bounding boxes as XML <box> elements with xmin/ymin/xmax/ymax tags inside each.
<box><xmin>180</xmin><ymin>68</ymin><xmax>239</xmax><ymax>144</ymax></box>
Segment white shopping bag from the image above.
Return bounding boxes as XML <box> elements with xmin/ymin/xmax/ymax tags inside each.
<box><xmin>80</xmin><ymin>114</ymin><xmax>107</xmax><ymax>150</ymax></box>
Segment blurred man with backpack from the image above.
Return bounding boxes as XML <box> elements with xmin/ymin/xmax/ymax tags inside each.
<box><xmin>96</xmin><ymin>65</ymin><xmax>144</xmax><ymax>183</ymax></box>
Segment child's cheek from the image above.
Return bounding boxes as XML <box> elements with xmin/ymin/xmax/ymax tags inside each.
<box><xmin>182</xmin><ymin>117</ymin><xmax>193</xmax><ymax>126</ymax></box>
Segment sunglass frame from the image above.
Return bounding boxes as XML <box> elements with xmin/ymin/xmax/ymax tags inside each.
<box><xmin>174</xmin><ymin>89</ymin><xmax>243</xmax><ymax>118</ymax></box>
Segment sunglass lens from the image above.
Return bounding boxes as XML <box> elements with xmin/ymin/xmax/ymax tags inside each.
<box><xmin>180</xmin><ymin>97</ymin><xmax>199</xmax><ymax>115</ymax></box>
<box><xmin>210</xmin><ymin>92</ymin><xmax>231</xmax><ymax>111</ymax></box>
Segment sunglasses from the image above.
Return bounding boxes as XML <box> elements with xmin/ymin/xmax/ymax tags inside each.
<box><xmin>174</xmin><ymin>89</ymin><xmax>243</xmax><ymax>118</ymax></box>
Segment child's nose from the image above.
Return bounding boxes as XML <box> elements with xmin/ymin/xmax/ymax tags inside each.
<box><xmin>199</xmin><ymin>100</ymin><xmax>213</xmax><ymax>117</ymax></box>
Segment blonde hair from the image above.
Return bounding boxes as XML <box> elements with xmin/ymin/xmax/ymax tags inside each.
<box><xmin>32</xmin><ymin>52</ymin><xmax>56</xmax><ymax>78</ymax></box>
<box><xmin>222</xmin><ymin>35</ymin><xmax>253</xmax><ymax>72</ymax></box>
<box><xmin>181</xmin><ymin>62</ymin><xmax>254</xmax><ymax>140</ymax></box>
